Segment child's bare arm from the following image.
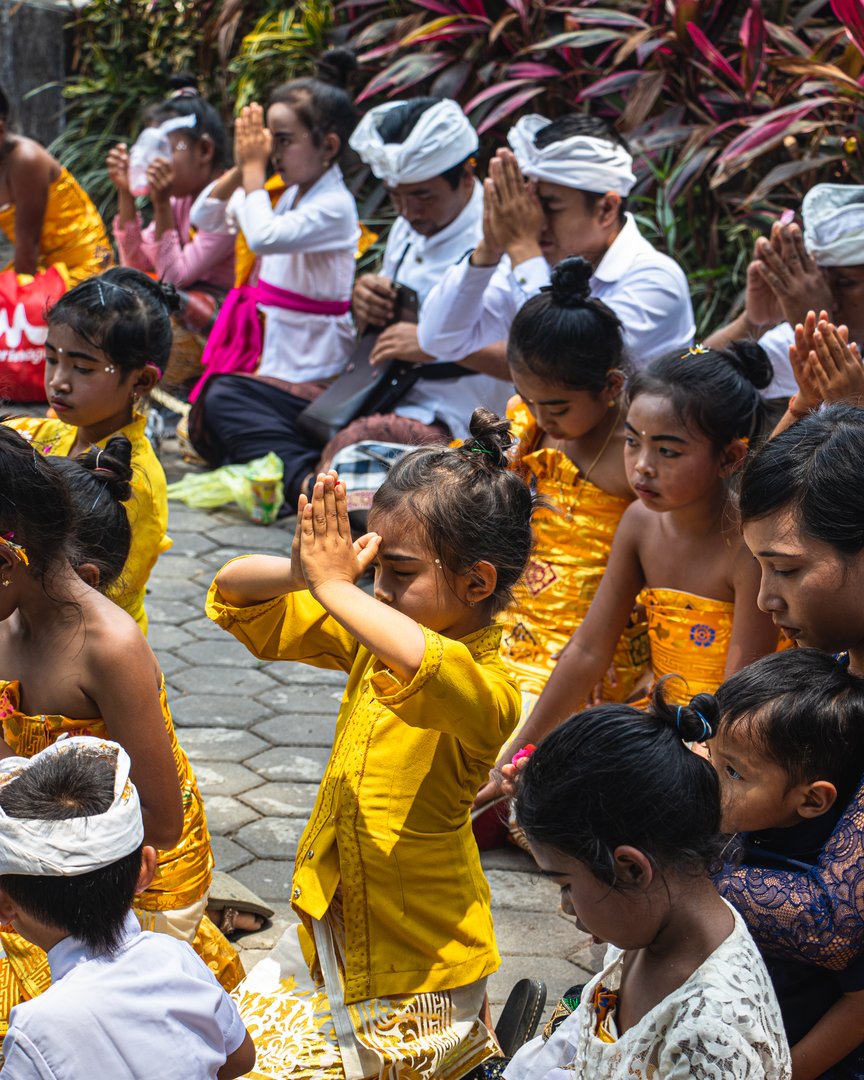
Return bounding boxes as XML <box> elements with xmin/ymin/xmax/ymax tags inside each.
<box><xmin>724</xmin><ymin>539</ymin><xmax>782</xmax><ymax>674</ymax></box>
<box><xmin>790</xmin><ymin>990</ymin><xmax>864</xmax><ymax>1080</ymax></box>
<box><xmin>218</xmin><ymin>1031</ymin><xmax>256</xmax><ymax>1079</ymax></box>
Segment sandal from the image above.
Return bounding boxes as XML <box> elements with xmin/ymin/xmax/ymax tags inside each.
<box><xmin>207</xmin><ymin>871</ymin><xmax>274</xmax><ymax>939</ymax></box>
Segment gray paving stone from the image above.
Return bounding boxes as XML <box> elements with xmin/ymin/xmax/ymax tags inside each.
<box><xmin>235</xmin><ymin>817</ymin><xmax>306</xmax><ymax>859</ymax></box>
<box><xmin>269</xmin><ymin>665</ymin><xmax>348</xmax><ymax>688</ymax></box>
<box><xmin>212</xmin><ymin>524</ymin><xmax>292</xmax><ymax>552</ymax></box>
<box><xmin>201</xmin><ymin>795</ymin><xmax>259</xmax><ymax>834</ymax></box>
<box><xmin>154</xmin><ymin>556</ymin><xmax>213</xmax><ymax>583</ymax></box>
<box><xmin>171</xmin><ymin>694</ymin><xmax>272</xmax><ymax>730</ymax></box>
<box><xmin>246</xmin><ymin>746</ymin><xmax>330</xmax><ymax>783</ymax></box>
<box><xmin>147</xmin><ymin>598</ymin><xmax>203</xmax><ymax>625</ymax></box>
<box><xmin>252</xmin><ymin>684</ymin><xmax>344</xmax><ymax>713</ymax></box>
<box><xmin>149</xmin><ymin>623</ymin><xmax>197</xmax><ymax>653</ymax></box>
<box><xmin>167</xmin><ymin>507</ymin><xmax>223</xmax><ymax>531</ymax></box>
<box><xmin>239</xmin><ymin>781</ymin><xmax>318</xmax><ymax>818</ymax></box>
<box><xmin>487</xmin><ymin>954</ymin><xmax>595</xmax><ymax>1009</ymax></box>
<box><xmin>236</xmin><ymin>911</ymin><xmax>297</xmax><ymax>952</ymax></box>
<box><xmin>252</xmin><ymin>714</ymin><xmax>337</xmax><ymax>748</ymax></box>
<box><xmin>491</xmin><ymin>907</ymin><xmax>589</xmax><ymax>961</ymax></box>
<box><xmin>485</xmin><ymin>869</ymin><xmax>562</xmax><ymax>912</ymax></box>
<box><xmin>186</xmin><ymin>618</ymin><xmax>239</xmax><ymax>641</ymax></box>
<box><xmin>170</xmin><ymin>664</ymin><xmax>279</xmax><ymax>697</ymax></box>
<box><xmin>176</xmin><ymin>640</ymin><xmax>265</xmax><ymax>669</ymax></box>
<box><xmin>151</xmin><ymin>578</ymin><xmax>208</xmax><ymax>604</ymax></box>
<box><xmin>480</xmin><ymin>848</ymin><xmax>537</xmax><ymax>874</ymax></box>
<box><xmin>200</xmin><ymin>547</ymin><xmax>262</xmax><ymax>570</ymax></box>
<box><xmin>154</xmin><ymin>653</ymin><xmax>187</xmax><ymax>677</ymax></box>
<box><xmin>233</xmin><ymin>859</ymin><xmax>293</xmax><ymax>902</ymax></box>
<box><xmin>178</xmin><ymin>727</ymin><xmax>267</xmax><ymax>763</ymax></box>
<box><xmin>238</xmin><ymin>947</ymin><xmax>272</xmax><ymax>973</ymax></box>
<box><xmin>210</xmin><ymin>834</ymin><xmax>254</xmax><ymax>873</ymax></box>
<box><xmin>193</xmin><ymin>761</ymin><xmax>265</xmax><ymax>797</ymax></box>
<box><xmin>167</xmin><ymin>530</ymin><xmax>218</xmax><ymax>556</ymax></box>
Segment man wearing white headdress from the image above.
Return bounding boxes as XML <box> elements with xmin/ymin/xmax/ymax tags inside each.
<box><xmin>320</xmin><ymin>95</ymin><xmax>510</xmax><ymax>463</ymax></box>
<box><xmin>418</xmin><ymin>114</ymin><xmax>694</xmax><ymax>371</ymax></box>
<box><xmin>706</xmin><ymin>184</ymin><xmax>864</xmax><ymax>401</ymax></box>
<box><xmin>0</xmin><ymin>738</ymin><xmax>255</xmax><ymax>1079</ymax></box>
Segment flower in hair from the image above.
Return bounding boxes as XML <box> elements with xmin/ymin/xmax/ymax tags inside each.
<box><xmin>680</xmin><ymin>344</ymin><xmax>709</xmax><ymax>360</ymax></box>
<box><xmin>511</xmin><ymin>744</ymin><xmax>536</xmax><ymax>766</ymax></box>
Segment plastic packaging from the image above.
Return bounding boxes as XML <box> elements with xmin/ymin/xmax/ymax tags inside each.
<box><xmin>166</xmin><ymin>452</ymin><xmax>285</xmax><ymax>524</ymax></box>
<box><xmin>128</xmin><ymin>114</ymin><xmax>198</xmax><ymax>197</ymax></box>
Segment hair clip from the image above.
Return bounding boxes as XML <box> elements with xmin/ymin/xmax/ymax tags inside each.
<box><xmin>0</xmin><ymin>534</ymin><xmax>29</xmax><ymax>567</ymax></box>
<box><xmin>469</xmin><ymin>446</ymin><xmax>493</xmax><ymax>455</ymax></box>
<box><xmin>97</xmin><ymin>283</ymin><xmax>106</xmax><ymax>307</ymax></box>
<box><xmin>680</xmin><ymin>344</ymin><xmax>709</xmax><ymax>360</ymax></box>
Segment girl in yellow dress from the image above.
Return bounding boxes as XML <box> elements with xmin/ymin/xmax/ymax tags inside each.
<box><xmin>488</xmin><ymin>341</ymin><xmax>782</xmax><ymax>782</ymax></box>
<box><xmin>498</xmin><ymin>256</ymin><xmax>647</xmax><ymax>710</ymax></box>
<box><xmin>0</xmin><ymin>86</ymin><xmax>110</xmax><ymax>284</ymax></box>
<box><xmin>6</xmin><ymin>267</ymin><xmax>174</xmax><ymax>634</ymax></box>
<box><xmin>206</xmin><ymin>410</ymin><xmax>534</xmax><ymax>1080</ymax></box>
<box><xmin>0</xmin><ymin>427</ymin><xmax>241</xmax><ymax>1035</ymax></box>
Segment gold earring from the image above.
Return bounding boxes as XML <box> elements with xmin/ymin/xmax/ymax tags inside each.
<box><xmin>469</xmin><ymin>600</ymin><xmax>475</xmax><ymax>608</ymax></box>
<box><xmin>1</xmin><ymin>578</ymin><xmax>10</xmax><ymax>588</ymax></box>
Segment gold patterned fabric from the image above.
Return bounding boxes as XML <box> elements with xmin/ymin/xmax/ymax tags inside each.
<box><xmin>500</xmin><ymin>400</ymin><xmax>648</xmax><ymax>702</ymax></box>
<box><xmin>0</xmin><ymin>168</ymin><xmax>111</xmax><ymax>285</ymax></box>
<box><xmin>639</xmin><ymin>587</ymin><xmax>735</xmax><ymax>704</ymax></box>
<box><xmin>0</xmin><ymin>677</ymin><xmax>241</xmax><ymax>1033</ymax></box>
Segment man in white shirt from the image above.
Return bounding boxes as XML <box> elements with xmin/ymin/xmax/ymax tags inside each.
<box><xmin>0</xmin><ymin>739</ymin><xmax>254</xmax><ymax>1080</ymax></box>
<box><xmin>705</xmin><ymin>184</ymin><xmax>864</xmax><ymax>402</ymax></box>
<box><xmin>316</xmin><ymin>96</ymin><xmax>511</xmax><ymax>466</ymax></box>
<box><xmin>418</xmin><ymin>114</ymin><xmax>694</xmax><ymax>371</ymax></box>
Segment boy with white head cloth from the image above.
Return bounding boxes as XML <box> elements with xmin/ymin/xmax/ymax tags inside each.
<box><xmin>418</xmin><ymin>113</ymin><xmax>694</xmax><ymax>372</ymax></box>
<box><xmin>320</xmin><ymin>95</ymin><xmax>511</xmax><ymax>464</ymax></box>
<box><xmin>0</xmin><ymin>738</ymin><xmax>255</xmax><ymax>1080</ymax></box>
<box><xmin>706</xmin><ymin>183</ymin><xmax>864</xmax><ymax>401</ymax></box>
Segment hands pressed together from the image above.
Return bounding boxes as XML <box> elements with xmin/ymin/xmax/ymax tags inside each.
<box><xmin>746</xmin><ymin>220</ymin><xmax>834</xmax><ymax>332</ymax></box>
<box><xmin>472</xmin><ymin>149</ymin><xmax>544</xmax><ymax>267</ymax></box>
<box><xmin>788</xmin><ymin>309</ymin><xmax>864</xmax><ymax>415</ymax></box>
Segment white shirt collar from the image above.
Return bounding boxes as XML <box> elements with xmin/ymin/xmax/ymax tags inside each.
<box><xmin>277</xmin><ymin>164</ymin><xmax>347</xmax><ymax>210</ymax></box>
<box><xmin>592</xmin><ymin>213</ymin><xmax>650</xmax><ymax>285</ymax></box>
<box><xmin>47</xmin><ymin>910</ymin><xmax>141</xmax><ymax>983</ymax></box>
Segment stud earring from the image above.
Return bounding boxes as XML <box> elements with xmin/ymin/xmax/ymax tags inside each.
<box><xmin>1</xmin><ymin>578</ymin><xmax>9</xmax><ymax>588</ymax></box>
<box><xmin>468</xmin><ymin>600</ymin><xmax>475</xmax><ymax>608</ymax></box>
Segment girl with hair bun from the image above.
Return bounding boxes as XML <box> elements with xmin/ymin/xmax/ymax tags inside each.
<box><xmin>496</xmin><ymin>256</ymin><xmax>645</xmax><ymax>721</ymax></box>
<box><xmin>486</xmin><ymin>339</ymin><xmax>780</xmax><ymax>793</ymax></box>
<box><xmin>6</xmin><ymin>267</ymin><xmax>175</xmax><ymax>633</ymax></box>
<box><xmin>502</xmin><ymin>691</ymin><xmax>790</xmax><ymax>1079</ymax></box>
<box><xmin>207</xmin><ymin>409</ymin><xmax>534</xmax><ymax>1078</ymax></box>
<box><xmin>106</xmin><ymin>77</ymin><xmax>235</xmax><ymax>297</ymax></box>
<box><xmin>0</xmin><ymin>425</ymin><xmax>243</xmax><ymax>1032</ymax></box>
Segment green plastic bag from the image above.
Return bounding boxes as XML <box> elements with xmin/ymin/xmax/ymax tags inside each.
<box><xmin>166</xmin><ymin>452</ymin><xmax>285</xmax><ymax>524</ymax></box>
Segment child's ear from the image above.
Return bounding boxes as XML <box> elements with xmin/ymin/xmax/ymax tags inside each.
<box><xmin>611</xmin><ymin>845</ymin><xmax>654</xmax><ymax>890</ymax></box>
<box><xmin>719</xmin><ymin>438</ymin><xmax>748</xmax><ymax>476</ymax></box>
<box><xmin>195</xmin><ymin>133</ymin><xmax>215</xmax><ymax>168</ymax></box>
<box><xmin>465</xmin><ymin>560</ymin><xmax>497</xmax><ymax>607</ymax></box>
<box><xmin>796</xmin><ymin>780</ymin><xmax>837</xmax><ymax>820</ymax></box>
<box><xmin>0</xmin><ymin>885</ymin><xmax>19</xmax><ymax>925</ymax></box>
<box><xmin>321</xmin><ymin>131</ymin><xmax>341</xmax><ymax>169</ymax></box>
<box><xmin>135</xmin><ymin>846</ymin><xmax>158</xmax><ymax>895</ymax></box>
<box><xmin>132</xmin><ymin>365</ymin><xmax>160</xmax><ymax>399</ymax></box>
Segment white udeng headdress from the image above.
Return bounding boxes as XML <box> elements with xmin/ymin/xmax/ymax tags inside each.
<box><xmin>0</xmin><ymin>737</ymin><xmax>144</xmax><ymax>877</ymax></box>
<box><xmin>507</xmin><ymin>114</ymin><xmax>636</xmax><ymax>197</ymax></box>
<box><xmin>349</xmin><ymin>99</ymin><xmax>479</xmax><ymax>186</ymax></box>
<box><xmin>803</xmin><ymin>184</ymin><xmax>864</xmax><ymax>267</ymax></box>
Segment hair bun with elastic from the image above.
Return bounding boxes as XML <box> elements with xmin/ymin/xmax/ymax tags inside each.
<box><xmin>649</xmin><ymin>680</ymin><xmax>719</xmax><ymax>743</ymax></box>
<box><xmin>316</xmin><ymin>47</ymin><xmax>357</xmax><ymax>89</ymax></box>
<box><xmin>78</xmin><ymin>436</ymin><xmax>133</xmax><ymax>505</ymax></box>
<box><xmin>725</xmin><ymin>340</ymin><xmax>773</xmax><ymax>392</ymax></box>
<box><xmin>549</xmin><ymin>256</ymin><xmax>593</xmax><ymax>308</ymax></box>
<box><xmin>461</xmin><ymin>408</ymin><xmax>513</xmax><ymax>469</ymax></box>
<box><xmin>167</xmin><ymin>72</ymin><xmax>200</xmax><ymax>97</ymax></box>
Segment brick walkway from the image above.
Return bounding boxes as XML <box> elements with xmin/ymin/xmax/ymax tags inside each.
<box><xmin>152</xmin><ymin>435</ymin><xmax>596</xmax><ymax>1020</ymax></box>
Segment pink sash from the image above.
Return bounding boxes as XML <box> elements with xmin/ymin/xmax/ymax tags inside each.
<box><xmin>189</xmin><ymin>280</ymin><xmax>352</xmax><ymax>402</ymax></box>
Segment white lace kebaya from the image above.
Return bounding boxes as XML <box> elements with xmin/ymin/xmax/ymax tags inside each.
<box><xmin>504</xmin><ymin>903</ymin><xmax>791</xmax><ymax>1080</ymax></box>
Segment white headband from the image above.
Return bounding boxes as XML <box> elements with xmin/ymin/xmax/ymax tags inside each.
<box><xmin>349</xmin><ymin>99</ymin><xmax>478</xmax><ymax>186</ymax></box>
<box><xmin>0</xmin><ymin>737</ymin><xmax>144</xmax><ymax>877</ymax></box>
<box><xmin>507</xmin><ymin>114</ymin><xmax>636</xmax><ymax>196</ymax></box>
<box><xmin>803</xmin><ymin>183</ymin><xmax>864</xmax><ymax>267</ymax></box>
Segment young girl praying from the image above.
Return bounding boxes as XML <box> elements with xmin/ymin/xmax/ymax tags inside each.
<box><xmin>499</xmin><ymin>255</ymin><xmax>645</xmax><ymax>710</ymax></box>
<box><xmin>206</xmin><ymin>409</ymin><xmax>534</xmax><ymax>1079</ymax></box>
<box><xmin>6</xmin><ymin>267</ymin><xmax>173</xmax><ymax>633</ymax></box>
<box><xmin>187</xmin><ymin>50</ymin><xmax>360</xmax><ymax>505</ymax></box>
<box><xmin>705</xmin><ymin>649</ymin><xmax>864</xmax><ymax>1079</ymax></box>
<box><xmin>0</xmin><ymin>427</ymin><xmax>241</xmax><ymax>1035</ymax></box>
<box><xmin>503</xmin><ymin>694</ymin><xmax>790</xmax><ymax>1079</ymax></box>
<box><xmin>490</xmin><ymin>342</ymin><xmax>779</xmax><ymax>783</ymax></box>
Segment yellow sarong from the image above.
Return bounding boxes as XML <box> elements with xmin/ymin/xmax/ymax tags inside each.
<box><xmin>500</xmin><ymin>400</ymin><xmax>648</xmax><ymax>703</ymax></box>
<box><xmin>0</xmin><ymin>678</ymin><xmax>242</xmax><ymax>1035</ymax></box>
<box><xmin>0</xmin><ymin>168</ymin><xmax>111</xmax><ymax>285</ymax></box>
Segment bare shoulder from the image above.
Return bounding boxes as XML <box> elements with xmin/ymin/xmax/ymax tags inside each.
<box><xmin>8</xmin><ymin>137</ymin><xmax>56</xmax><ymax>185</ymax></box>
<box><xmin>76</xmin><ymin>591</ymin><xmax>160</xmax><ymax>688</ymax></box>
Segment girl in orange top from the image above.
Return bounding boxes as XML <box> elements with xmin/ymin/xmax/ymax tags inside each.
<box><xmin>488</xmin><ymin>340</ymin><xmax>781</xmax><ymax>789</ymax></box>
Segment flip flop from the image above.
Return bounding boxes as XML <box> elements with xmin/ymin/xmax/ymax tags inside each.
<box><xmin>207</xmin><ymin>871</ymin><xmax>274</xmax><ymax>938</ymax></box>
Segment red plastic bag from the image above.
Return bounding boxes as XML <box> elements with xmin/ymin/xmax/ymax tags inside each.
<box><xmin>0</xmin><ymin>267</ymin><xmax>67</xmax><ymax>402</ymax></box>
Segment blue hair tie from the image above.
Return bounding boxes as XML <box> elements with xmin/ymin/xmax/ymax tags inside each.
<box><xmin>676</xmin><ymin>705</ymin><xmax>712</xmax><ymax>742</ymax></box>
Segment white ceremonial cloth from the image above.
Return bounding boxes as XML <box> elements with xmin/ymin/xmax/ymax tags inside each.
<box><xmin>504</xmin><ymin>903</ymin><xmax>790</xmax><ymax>1080</ymax></box>
<box><xmin>384</xmin><ymin>180</ymin><xmax>511</xmax><ymax>439</ymax></box>
<box><xmin>190</xmin><ymin>166</ymin><xmax>359</xmax><ymax>382</ymax></box>
<box><xmin>350</xmin><ymin>99</ymin><xmax>478</xmax><ymax>186</ymax></box>
<box><xmin>1</xmin><ymin>913</ymin><xmax>247</xmax><ymax>1080</ymax></box>
<box><xmin>803</xmin><ymin>184</ymin><xmax>864</xmax><ymax>267</ymax></box>
<box><xmin>507</xmin><ymin>114</ymin><xmax>636</xmax><ymax>196</ymax></box>
<box><xmin>417</xmin><ymin>213</ymin><xmax>694</xmax><ymax>368</ymax></box>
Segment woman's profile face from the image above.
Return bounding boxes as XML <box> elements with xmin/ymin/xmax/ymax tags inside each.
<box><xmin>743</xmin><ymin>508</ymin><xmax>864</xmax><ymax>655</ymax></box>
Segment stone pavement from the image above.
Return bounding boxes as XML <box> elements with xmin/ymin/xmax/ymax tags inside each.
<box><xmin>151</xmin><ymin>437</ymin><xmax>598</xmax><ymax>1022</ymax></box>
